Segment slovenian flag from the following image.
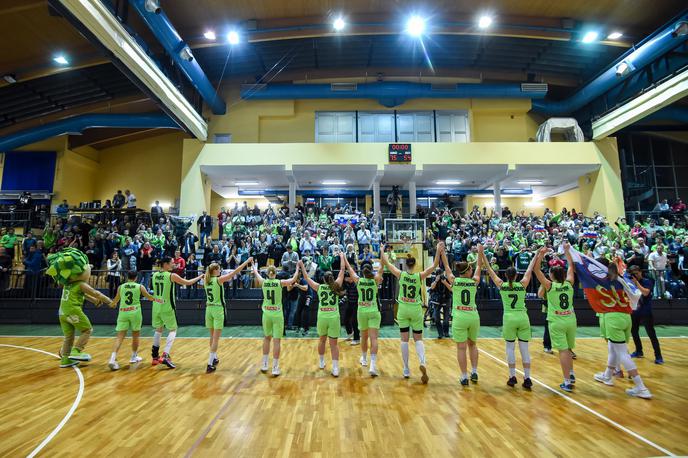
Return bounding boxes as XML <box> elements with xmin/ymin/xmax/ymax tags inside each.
<box><xmin>567</xmin><ymin>247</ymin><xmax>640</xmax><ymax>313</ymax></box>
<box><xmin>582</xmin><ymin>230</ymin><xmax>598</xmax><ymax>239</ymax></box>
<box><xmin>534</xmin><ymin>225</ymin><xmax>546</xmax><ymax>232</ymax></box>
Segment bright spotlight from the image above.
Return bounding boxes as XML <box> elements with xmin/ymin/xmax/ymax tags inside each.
<box><xmin>179</xmin><ymin>46</ymin><xmax>194</xmax><ymax>62</ymax></box>
<box><xmin>203</xmin><ymin>30</ymin><xmax>216</xmax><ymax>40</ymax></box>
<box><xmin>333</xmin><ymin>17</ymin><xmax>346</xmax><ymax>31</ymax></box>
<box><xmin>478</xmin><ymin>15</ymin><xmax>493</xmax><ymax>29</ymax></box>
<box><xmin>144</xmin><ymin>0</ymin><xmax>161</xmax><ymax>14</ymax></box>
<box><xmin>582</xmin><ymin>31</ymin><xmax>599</xmax><ymax>43</ymax></box>
<box><xmin>672</xmin><ymin>21</ymin><xmax>688</xmax><ymax>37</ymax></box>
<box><xmin>615</xmin><ymin>60</ymin><xmax>634</xmax><ymax>77</ymax></box>
<box><xmin>607</xmin><ymin>31</ymin><xmax>623</xmax><ymax>40</ymax></box>
<box><xmin>53</xmin><ymin>55</ymin><xmax>69</xmax><ymax>65</ymax></box>
<box><xmin>406</xmin><ymin>15</ymin><xmax>426</xmax><ymax>37</ymax></box>
<box><xmin>227</xmin><ymin>30</ymin><xmax>240</xmax><ymax>45</ymax></box>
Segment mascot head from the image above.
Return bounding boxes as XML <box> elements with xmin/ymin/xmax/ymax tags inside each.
<box><xmin>46</xmin><ymin>247</ymin><xmax>91</xmax><ymax>285</ymax></box>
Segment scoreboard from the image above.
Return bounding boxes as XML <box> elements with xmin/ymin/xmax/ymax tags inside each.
<box><xmin>388</xmin><ymin>143</ymin><xmax>412</xmax><ymax>163</ymax></box>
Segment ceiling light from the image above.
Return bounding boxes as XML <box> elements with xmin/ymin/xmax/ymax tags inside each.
<box><xmin>53</xmin><ymin>55</ymin><xmax>69</xmax><ymax>65</ymax></box>
<box><xmin>144</xmin><ymin>0</ymin><xmax>161</xmax><ymax>14</ymax></box>
<box><xmin>607</xmin><ymin>31</ymin><xmax>623</xmax><ymax>40</ymax></box>
<box><xmin>406</xmin><ymin>15</ymin><xmax>426</xmax><ymax>37</ymax></box>
<box><xmin>3</xmin><ymin>74</ymin><xmax>17</xmax><ymax>84</ymax></box>
<box><xmin>517</xmin><ymin>180</ymin><xmax>543</xmax><ymax>185</ymax></box>
<box><xmin>615</xmin><ymin>60</ymin><xmax>634</xmax><ymax>77</ymax></box>
<box><xmin>227</xmin><ymin>30</ymin><xmax>240</xmax><ymax>45</ymax></box>
<box><xmin>178</xmin><ymin>46</ymin><xmax>194</xmax><ymax>62</ymax></box>
<box><xmin>203</xmin><ymin>30</ymin><xmax>216</xmax><ymax>40</ymax></box>
<box><xmin>322</xmin><ymin>180</ymin><xmax>347</xmax><ymax>185</ymax></box>
<box><xmin>333</xmin><ymin>17</ymin><xmax>346</xmax><ymax>31</ymax></box>
<box><xmin>525</xmin><ymin>201</ymin><xmax>544</xmax><ymax>208</ymax></box>
<box><xmin>436</xmin><ymin>180</ymin><xmax>461</xmax><ymax>185</ymax></box>
<box><xmin>478</xmin><ymin>15</ymin><xmax>493</xmax><ymax>29</ymax></box>
<box><xmin>235</xmin><ymin>181</ymin><xmax>258</xmax><ymax>186</ymax></box>
<box><xmin>672</xmin><ymin>21</ymin><xmax>688</xmax><ymax>37</ymax></box>
<box><xmin>582</xmin><ymin>31</ymin><xmax>599</xmax><ymax>43</ymax></box>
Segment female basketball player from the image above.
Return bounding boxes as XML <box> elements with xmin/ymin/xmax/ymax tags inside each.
<box><xmin>299</xmin><ymin>252</ymin><xmax>346</xmax><ymax>377</ymax></box>
<box><xmin>150</xmin><ymin>257</ymin><xmax>204</xmax><ymax>369</ymax></box>
<box><xmin>380</xmin><ymin>243</ymin><xmax>441</xmax><ymax>383</ymax></box>
<box><xmin>479</xmin><ymin>246</ymin><xmax>536</xmax><ymax>389</ymax></box>
<box><xmin>533</xmin><ymin>245</ymin><xmax>577</xmax><ymax>392</ymax></box>
<box><xmin>108</xmin><ymin>270</ymin><xmax>160</xmax><ymax>370</ymax></box>
<box><xmin>204</xmin><ymin>257</ymin><xmax>253</xmax><ymax>373</ymax></box>
<box><xmin>439</xmin><ymin>243</ymin><xmax>483</xmax><ymax>386</ymax></box>
<box><xmin>343</xmin><ymin>256</ymin><xmax>384</xmax><ymax>376</ymax></box>
<box><xmin>252</xmin><ymin>263</ymin><xmax>300</xmax><ymax>376</ymax></box>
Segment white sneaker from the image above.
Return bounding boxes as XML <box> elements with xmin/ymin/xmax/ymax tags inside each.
<box><xmin>345</xmin><ymin>333</ymin><xmax>353</xmax><ymax>341</ymax></box>
<box><xmin>332</xmin><ymin>367</ymin><xmax>339</xmax><ymax>377</ymax></box>
<box><xmin>272</xmin><ymin>366</ymin><xmax>281</xmax><ymax>377</ymax></box>
<box><xmin>260</xmin><ymin>362</ymin><xmax>269</xmax><ymax>373</ymax></box>
<box><xmin>350</xmin><ymin>340</ymin><xmax>360</xmax><ymax>346</ymax></box>
<box><xmin>403</xmin><ymin>367</ymin><xmax>411</xmax><ymax>378</ymax></box>
<box><xmin>369</xmin><ymin>365</ymin><xmax>379</xmax><ymax>377</ymax></box>
<box><xmin>594</xmin><ymin>372</ymin><xmax>614</xmax><ymax>386</ymax></box>
<box><xmin>129</xmin><ymin>355</ymin><xmax>143</xmax><ymax>364</ymax></box>
<box><xmin>626</xmin><ymin>386</ymin><xmax>652</xmax><ymax>399</ymax></box>
<box><xmin>359</xmin><ymin>355</ymin><xmax>368</xmax><ymax>367</ymax></box>
<box><xmin>108</xmin><ymin>361</ymin><xmax>120</xmax><ymax>371</ymax></box>
<box><xmin>318</xmin><ymin>358</ymin><xmax>326</xmax><ymax>369</ymax></box>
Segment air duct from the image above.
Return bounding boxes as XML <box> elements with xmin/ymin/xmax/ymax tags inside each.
<box><xmin>240</xmin><ymin>81</ymin><xmax>547</xmax><ymax>107</ymax></box>
<box><xmin>129</xmin><ymin>0</ymin><xmax>226</xmax><ymax>115</ymax></box>
<box><xmin>0</xmin><ymin>113</ymin><xmax>180</xmax><ymax>152</ymax></box>
<box><xmin>532</xmin><ymin>12</ymin><xmax>688</xmax><ymax>116</ymax></box>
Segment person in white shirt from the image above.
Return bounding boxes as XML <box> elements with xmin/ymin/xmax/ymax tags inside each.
<box><xmin>125</xmin><ymin>189</ymin><xmax>137</xmax><ymax>208</ymax></box>
<box><xmin>299</xmin><ymin>231</ymin><xmax>317</xmax><ymax>255</ymax></box>
<box><xmin>357</xmin><ymin>223</ymin><xmax>371</xmax><ymax>251</ymax></box>
<box><xmin>647</xmin><ymin>245</ymin><xmax>668</xmax><ymax>298</ymax></box>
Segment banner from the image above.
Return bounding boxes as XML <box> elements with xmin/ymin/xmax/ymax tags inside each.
<box><xmin>567</xmin><ymin>247</ymin><xmax>640</xmax><ymax>313</ymax></box>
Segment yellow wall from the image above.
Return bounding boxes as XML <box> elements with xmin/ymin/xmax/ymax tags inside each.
<box><xmin>94</xmin><ymin>132</ymin><xmax>185</xmax><ymax>209</ymax></box>
<box><xmin>466</xmin><ymin>195</ymin><xmax>556</xmax><ymax>215</ymax></box>
<box><xmin>553</xmin><ymin>188</ymin><xmax>583</xmax><ymax>213</ymax></box>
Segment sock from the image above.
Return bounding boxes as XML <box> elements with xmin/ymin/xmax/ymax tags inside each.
<box><xmin>109</xmin><ymin>352</ymin><xmax>117</xmax><ymax>363</ymax></box>
<box><xmin>370</xmin><ymin>353</ymin><xmax>377</xmax><ymax>363</ymax></box>
<box><xmin>461</xmin><ymin>372</ymin><xmax>468</xmax><ymax>380</ymax></box>
<box><xmin>332</xmin><ymin>360</ymin><xmax>339</xmax><ymax>371</ymax></box>
<box><xmin>273</xmin><ymin>358</ymin><xmax>279</xmax><ymax>369</ymax></box>
<box><xmin>632</xmin><ymin>374</ymin><xmax>646</xmax><ymax>390</ymax></box>
<box><xmin>524</xmin><ymin>367</ymin><xmax>531</xmax><ymax>378</ymax></box>
<box><xmin>565</xmin><ymin>378</ymin><xmax>571</xmax><ymax>385</ymax></box>
<box><xmin>164</xmin><ymin>330</ymin><xmax>176</xmax><ymax>354</ymax></box>
<box><xmin>603</xmin><ymin>367</ymin><xmax>613</xmax><ymax>378</ymax></box>
<box><xmin>414</xmin><ymin>340</ymin><xmax>426</xmax><ymax>365</ymax></box>
<box><xmin>262</xmin><ymin>354</ymin><xmax>269</xmax><ymax>366</ymax></box>
<box><xmin>506</xmin><ymin>341</ymin><xmax>516</xmax><ymax>369</ymax></box>
<box><xmin>208</xmin><ymin>352</ymin><xmax>215</xmax><ymax>366</ymax></box>
<box><xmin>509</xmin><ymin>367</ymin><xmax>516</xmax><ymax>377</ymax></box>
<box><xmin>400</xmin><ymin>342</ymin><xmax>410</xmax><ymax>369</ymax></box>
<box><xmin>361</xmin><ymin>351</ymin><xmax>367</xmax><ymax>360</ymax></box>
<box><xmin>319</xmin><ymin>355</ymin><xmax>325</xmax><ymax>365</ymax></box>
<box><xmin>569</xmin><ymin>370</ymin><xmax>575</xmax><ymax>376</ymax></box>
<box><xmin>613</xmin><ymin>343</ymin><xmax>638</xmax><ymax>372</ymax></box>
<box><xmin>471</xmin><ymin>367</ymin><xmax>478</xmax><ymax>375</ymax></box>
<box><xmin>153</xmin><ymin>331</ymin><xmax>162</xmax><ymax>347</ymax></box>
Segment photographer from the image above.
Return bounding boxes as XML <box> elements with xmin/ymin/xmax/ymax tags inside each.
<box><xmin>428</xmin><ymin>269</ymin><xmax>451</xmax><ymax>338</ymax></box>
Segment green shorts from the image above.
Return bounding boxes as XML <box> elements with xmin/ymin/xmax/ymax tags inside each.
<box><xmin>549</xmin><ymin>318</ymin><xmax>577</xmax><ymax>351</ymax></box>
<box><xmin>502</xmin><ymin>313</ymin><xmax>531</xmax><ymax>342</ymax></box>
<box><xmin>604</xmin><ymin>312</ymin><xmax>632</xmax><ymax>343</ymax></box>
<box><xmin>59</xmin><ymin>306</ymin><xmax>92</xmax><ymax>336</ymax></box>
<box><xmin>205</xmin><ymin>305</ymin><xmax>224</xmax><ymax>330</ymax></box>
<box><xmin>116</xmin><ymin>310</ymin><xmax>142</xmax><ymax>332</ymax></box>
<box><xmin>597</xmin><ymin>313</ymin><xmax>606</xmax><ymax>339</ymax></box>
<box><xmin>262</xmin><ymin>313</ymin><xmax>284</xmax><ymax>338</ymax></box>
<box><xmin>152</xmin><ymin>302</ymin><xmax>178</xmax><ymax>330</ymax></box>
<box><xmin>317</xmin><ymin>314</ymin><xmax>341</xmax><ymax>339</ymax></box>
<box><xmin>452</xmin><ymin>313</ymin><xmax>480</xmax><ymax>343</ymax></box>
<box><xmin>397</xmin><ymin>305</ymin><xmax>423</xmax><ymax>332</ymax></box>
<box><xmin>358</xmin><ymin>309</ymin><xmax>381</xmax><ymax>331</ymax></box>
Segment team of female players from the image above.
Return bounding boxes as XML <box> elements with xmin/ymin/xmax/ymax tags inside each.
<box><xmin>98</xmin><ymin>241</ymin><xmax>651</xmax><ymax>398</ymax></box>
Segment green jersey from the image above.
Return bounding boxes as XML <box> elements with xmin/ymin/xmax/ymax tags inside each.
<box><xmin>205</xmin><ymin>277</ymin><xmax>224</xmax><ymax>306</ymax></box>
<box><xmin>317</xmin><ymin>284</ymin><xmax>340</xmax><ymax>317</ymax></box>
<box><xmin>152</xmin><ymin>271</ymin><xmax>175</xmax><ymax>308</ymax></box>
<box><xmin>499</xmin><ymin>282</ymin><xmax>526</xmax><ymax>314</ymax></box>
<box><xmin>546</xmin><ymin>281</ymin><xmax>575</xmax><ymax>321</ymax></box>
<box><xmin>357</xmin><ymin>278</ymin><xmax>378</xmax><ymax>311</ymax></box>
<box><xmin>397</xmin><ymin>272</ymin><xmax>422</xmax><ymax>309</ymax></box>
<box><xmin>118</xmin><ymin>281</ymin><xmax>141</xmax><ymax>312</ymax></box>
<box><xmin>451</xmin><ymin>277</ymin><xmax>478</xmax><ymax>317</ymax></box>
<box><xmin>261</xmin><ymin>279</ymin><xmax>283</xmax><ymax>315</ymax></box>
<box><xmin>59</xmin><ymin>281</ymin><xmax>85</xmax><ymax>313</ymax></box>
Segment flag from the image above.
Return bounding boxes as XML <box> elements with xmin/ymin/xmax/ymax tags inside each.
<box><xmin>567</xmin><ymin>247</ymin><xmax>640</xmax><ymax>313</ymax></box>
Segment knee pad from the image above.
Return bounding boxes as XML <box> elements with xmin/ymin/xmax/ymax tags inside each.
<box><xmin>399</xmin><ymin>327</ymin><xmax>410</xmax><ymax>333</ymax></box>
<box><xmin>412</xmin><ymin>329</ymin><xmax>423</xmax><ymax>335</ymax></box>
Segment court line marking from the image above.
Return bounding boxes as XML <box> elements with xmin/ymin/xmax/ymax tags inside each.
<box><xmin>0</xmin><ymin>344</ymin><xmax>85</xmax><ymax>458</ymax></box>
<box><xmin>478</xmin><ymin>347</ymin><xmax>676</xmax><ymax>457</ymax></box>
<box><xmin>0</xmin><ymin>334</ymin><xmax>686</xmax><ymax>340</ymax></box>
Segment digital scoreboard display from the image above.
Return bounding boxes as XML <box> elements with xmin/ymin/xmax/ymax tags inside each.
<box><xmin>388</xmin><ymin>143</ymin><xmax>412</xmax><ymax>163</ymax></box>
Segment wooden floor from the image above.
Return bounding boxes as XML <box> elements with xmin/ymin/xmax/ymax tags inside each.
<box><xmin>0</xmin><ymin>336</ymin><xmax>686</xmax><ymax>458</ymax></box>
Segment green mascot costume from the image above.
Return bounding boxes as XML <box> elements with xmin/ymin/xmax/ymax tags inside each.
<box><xmin>46</xmin><ymin>248</ymin><xmax>111</xmax><ymax>367</ymax></box>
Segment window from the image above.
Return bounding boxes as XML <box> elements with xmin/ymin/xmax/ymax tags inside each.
<box><xmin>358</xmin><ymin>112</ymin><xmax>395</xmax><ymax>143</ymax></box>
<box><xmin>436</xmin><ymin>111</ymin><xmax>469</xmax><ymax>143</ymax></box>
<box><xmin>315</xmin><ymin>112</ymin><xmax>355</xmax><ymax>143</ymax></box>
<box><xmin>396</xmin><ymin>112</ymin><xmax>434</xmax><ymax>142</ymax></box>
<box><xmin>213</xmin><ymin>133</ymin><xmax>232</xmax><ymax>143</ymax></box>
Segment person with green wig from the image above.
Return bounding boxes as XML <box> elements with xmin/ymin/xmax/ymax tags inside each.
<box><xmin>46</xmin><ymin>247</ymin><xmax>112</xmax><ymax>368</ymax></box>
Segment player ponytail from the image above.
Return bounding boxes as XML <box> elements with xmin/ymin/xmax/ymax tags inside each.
<box><xmin>205</xmin><ymin>263</ymin><xmax>220</xmax><ymax>285</ymax></box>
<box><xmin>550</xmin><ymin>265</ymin><xmax>565</xmax><ymax>283</ymax></box>
<box><xmin>406</xmin><ymin>254</ymin><xmax>416</xmax><ymax>269</ymax></box>
<box><xmin>362</xmin><ymin>264</ymin><xmax>374</xmax><ymax>279</ymax></box>
<box><xmin>324</xmin><ymin>271</ymin><xmax>343</xmax><ymax>295</ymax></box>
<box><xmin>457</xmin><ymin>261</ymin><xmax>471</xmax><ymax>277</ymax></box>
<box><xmin>505</xmin><ymin>266</ymin><xmax>517</xmax><ymax>288</ymax></box>
<box><xmin>266</xmin><ymin>266</ymin><xmax>277</xmax><ymax>278</ymax></box>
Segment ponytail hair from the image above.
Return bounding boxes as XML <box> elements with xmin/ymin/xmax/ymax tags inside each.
<box><xmin>266</xmin><ymin>266</ymin><xmax>277</xmax><ymax>278</ymax></box>
<box><xmin>457</xmin><ymin>261</ymin><xmax>471</xmax><ymax>276</ymax></box>
<box><xmin>205</xmin><ymin>262</ymin><xmax>220</xmax><ymax>285</ymax></box>
<box><xmin>406</xmin><ymin>254</ymin><xmax>416</xmax><ymax>269</ymax></box>
<box><xmin>362</xmin><ymin>264</ymin><xmax>374</xmax><ymax>279</ymax></box>
<box><xmin>550</xmin><ymin>265</ymin><xmax>565</xmax><ymax>283</ymax></box>
<box><xmin>323</xmin><ymin>271</ymin><xmax>343</xmax><ymax>295</ymax></box>
<box><xmin>505</xmin><ymin>266</ymin><xmax>517</xmax><ymax>288</ymax></box>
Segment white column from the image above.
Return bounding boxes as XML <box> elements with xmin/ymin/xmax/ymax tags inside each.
<box><xmin>494</xmin><ymin>181</ymin><xmax>502</xmax><ymax>216</ymax></box>
<box><xmin>408</xmin><ymin>181</ymin><xmax>416</xmax><ymax>217</ymax></box>
<box><xmin>373</xmin><ymin>182</ymin><xmax>381</xmax><ymax>219</ymax></box>
<box><xmin>289</xmin><ymin>182</ymin><xmax>296</xmax><ymax>214</ymax></box>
